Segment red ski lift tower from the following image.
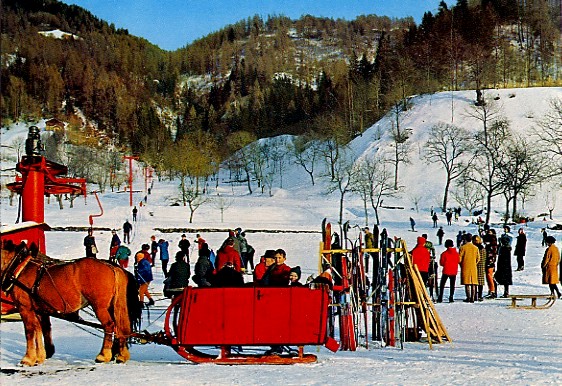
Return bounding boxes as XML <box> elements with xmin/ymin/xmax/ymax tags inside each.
<box><xmin>2</xmin><ymin>126</ymin><xmax>87</xmax><ymax>315</ymax></box>
<box><xmin>5</xmin><ymin>126</ymin><xmax>87</xmax><ymax>250</ymax></box>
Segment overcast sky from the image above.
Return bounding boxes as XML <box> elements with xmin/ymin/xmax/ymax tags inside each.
<box><xmin>60</xmin><ymin>1</ymin><xmax>455</xmax><ymax>51</ymax></box>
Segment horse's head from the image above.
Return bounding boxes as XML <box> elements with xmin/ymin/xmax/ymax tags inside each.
<box><xmin>1</xmin><ymin>240</ymin><xmax>30</xmax><ymax>276</ymax></box>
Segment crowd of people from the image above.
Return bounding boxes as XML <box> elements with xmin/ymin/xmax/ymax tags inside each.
<box><xmin>408</xmin><ymin>223</ymin><xmax>562</xmax><ymax>303</ymax></box>
<box><xmin>83</xmin><ymin>208</ymin><xmax>561</xmax><ymax>308</ymax></box>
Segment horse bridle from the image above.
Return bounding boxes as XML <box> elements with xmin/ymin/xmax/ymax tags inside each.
<box><xmin>1</xmin><ymin>246</ymin><xmax>32</xmax><ymax>293</ymax></box>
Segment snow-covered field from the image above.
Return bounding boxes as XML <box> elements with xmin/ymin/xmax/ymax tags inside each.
<box><xmin>1</xmin><ymin>88</ymin><xmax>562</xmax><ymax>385</ymax></box>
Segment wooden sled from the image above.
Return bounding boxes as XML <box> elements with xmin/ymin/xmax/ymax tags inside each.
<box><xmin>163</xmin><ymin>286</ymin><xmax>337</xmax><ymax>364</ymax></box>
<box><xmin>508</xmin><ymin>294</ymin><xmax>556</xmax><ymax>309</ymax></box>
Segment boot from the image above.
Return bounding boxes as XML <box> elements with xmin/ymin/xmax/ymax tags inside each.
<box><xmin>484</xmin><ymin>292</ymin><xmax>496</xmax><ymax>299</ymax></box>
<box><xmin>147</xmin><ymin>298</ymin><xmax>155</xmax><ymax>306</ymax></box>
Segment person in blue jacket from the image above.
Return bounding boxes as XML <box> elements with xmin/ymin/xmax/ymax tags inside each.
<box><xmin>158</xmin><ymin>239</ymin><xmax>170</xmax><ymax>276</ymax></box>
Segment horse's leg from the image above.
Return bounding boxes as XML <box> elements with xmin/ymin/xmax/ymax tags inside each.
<box><xmin>113</xmin><ymin>273</ymin><xmax>131</xmax><ymax>364</ymax></box>
<box><xmin>18</xmin><ymin>309</ymin><xmax>42</xmax><ymax>366</ymax></box>
<box><xmin>40</xmin><ymin>315</ymin><xmax>55</xmax><ymax>359</ymax></box>
<box><xmin>93</xmin><ymin>308</ymin><xmax>115</xmax><ymax>363</ymax></box>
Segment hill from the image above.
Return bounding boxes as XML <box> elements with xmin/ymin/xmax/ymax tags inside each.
<box><xmin>2</xmin><ymin>0</ymin><xmax>562</xmax><ymax>160</ymax></box>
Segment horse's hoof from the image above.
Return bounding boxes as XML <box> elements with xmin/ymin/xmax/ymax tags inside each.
<box><xmin>46</xmin><ymin>346</ymin><xmax>55</xmax><ymax>359</ymax></box>
<box><xmin>95</xmin><ymin>354</ymin><xmax>111</xmax><ymax>363</ymax></box>
<box><xmin>19</xmin><ymin>358</ymin><xmax>36</xmax><ymax>367</ymax></box>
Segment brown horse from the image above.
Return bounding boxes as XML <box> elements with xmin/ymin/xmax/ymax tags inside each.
<box><xmin>1</xmin><ymin>240</ymin><xmax>141</xmax><ymax>366</ymax></box>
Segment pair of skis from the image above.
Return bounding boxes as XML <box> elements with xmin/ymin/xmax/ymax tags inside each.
<box><xmin>321</xmin><ymin>219</ymin><xmax>357</xmax><ymax>351</ymax></box>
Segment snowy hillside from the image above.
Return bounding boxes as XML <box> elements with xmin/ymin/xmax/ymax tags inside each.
<box><xmin>1</xmin><ymin>88</ymin><xmax>562</xmax><ymax>385</ymax></box>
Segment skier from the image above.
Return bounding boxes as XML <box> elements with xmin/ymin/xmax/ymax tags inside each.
<box><xmin>132</xmin><ymin>206</ymin><xmax>138</xmax><ymax>221</ymax></box>
<box><xmin>409</xmin><ymin>217</ymin><xmax>416</xmax><ymax>232</ymax></box>
<box><xmin>432</xmin><ymin>213</ymin><xmax>438</xmax><ymax>228</ymax></box>
<box><xmin>514</xmin><ymin>228</ymin><xmax>527</xmax><ymax>271</ymax></box>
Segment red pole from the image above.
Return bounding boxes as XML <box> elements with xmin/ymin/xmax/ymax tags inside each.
<box><xmin>123</xmin><ymin>156</ymin><xmax>137</xmax><ymax>207</ymax></box>
<box><xmin>21</xmin><ymin>158</ymin><xmax>46</xmax><ymax>223</ymax></box>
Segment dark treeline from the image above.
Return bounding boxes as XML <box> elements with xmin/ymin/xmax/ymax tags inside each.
<box><xmin>2</xmin><ymin>0</ymin><xmax>560</xmax><ymax>160</ymax></box>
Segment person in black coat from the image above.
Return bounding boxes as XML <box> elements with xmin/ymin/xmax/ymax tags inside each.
<box><xmin>178</xmin><ymin>234</ymin><xmax>191</xmax><ymax>261</ymax></box>
<box><xmin>495</xmin><ymin>227</ymin><xmax>513</xmax><ymax>297</ymax></box>
<box><xmin>514</xmin><ymin>228</ymin><xmax>527</xmax><ymax>271</ymax></box>
<box><xmin>84</xmin><ymin>229</ymin><xmax>97</xmax><ymax>258</ymax></box>
<box><xmin>193</xmin><ymin>243</ymin><xmax>214</xmax><ymax>287</ymax></box>
<box><xmin>165</xmin><ymin>251</ymin><xmax>191</xmax><ymax>298</ymax></box>
<box><xmin>213</xmin><ymin>262</ymin><xmax>244</xmax><ymax>287</ymax></box>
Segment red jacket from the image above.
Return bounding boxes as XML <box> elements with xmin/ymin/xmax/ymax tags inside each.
<box><xmin>215</xmin><ymin>245</ymin><xmax>242</xmax><ymax>272</ymax></box>
<box><xmin>269</xmin><ymin>263</ymin><xmax>291</xmax><ymax>286</ymax></box>
<box><xmin>253</xmin><ymin>261</ymin><xmax>267</xmax><ymax>281</ymax></box>
<box><xmin>440</xmin><ymin>247</ymin><xmax>460</xmax><ymax>276</ymax></box>
<box><xmin>411</xmin><ymin>237</ymin><xmax>430</xmax><ymax>273</ymax></box>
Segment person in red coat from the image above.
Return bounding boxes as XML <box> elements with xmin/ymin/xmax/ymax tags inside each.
<box><xmin>215</xmin><ymin>237</ymin><xmax>242</xmax><ymax>272</ymax></box>
<box><xmin>411</xmin><ymin>236</ymin><xmax>431</xmax><ymax>286</ymax></box>
<box><xmin>437</xmin><ymin>239</ymin><xmax>460</xmax><ymax>303</ymax></box>
<box><xmin>253</xmin><ymin>250</ymin><xmax>276</xmax><ymax>283</ymax></box>
<box><xmin>268</xmin><ymin>249</ymin><xmax>291</xmax><ymax>286</ymax></box>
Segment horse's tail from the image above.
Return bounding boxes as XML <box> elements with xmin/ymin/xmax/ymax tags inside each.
<box><xmin>124</xmin><ymin>270</ymin><xmax>142</xmax><ymax>332</ymax></box>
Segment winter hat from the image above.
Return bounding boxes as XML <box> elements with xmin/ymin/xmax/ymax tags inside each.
<box><xmin>142</xmin><ymin>244</ymin><xmax>150</xmax><ymax>250</ymax></box>
<box><xmin>264</xmin><ymin>249</ymin><xmax>276</xmax><ymax>260</ymax></box>
<box><xmin>546</xmin><ymin>236</ymin><xmax>556</xmax><ymax>244</ymax></box>
<box><xmin>290</xmin><ymin>266</ymin><xmax>302</xmax><ymax>280</ymax></box>
<box><xmin>175</xmin><ymin>251</ymin><xmax>184</xmax><ymax>260</ymax></box>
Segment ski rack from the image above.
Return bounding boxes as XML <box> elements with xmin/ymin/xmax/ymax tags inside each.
<box><xmin>319</xmin><ymin>222</ymin><xmax>451</xmax><ymax>350</ymax></box>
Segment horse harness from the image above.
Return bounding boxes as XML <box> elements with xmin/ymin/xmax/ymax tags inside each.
<box><xmin>2</xmin><ymin>249</ymin><xmax>76</xmax><ymax>314</ymax></box>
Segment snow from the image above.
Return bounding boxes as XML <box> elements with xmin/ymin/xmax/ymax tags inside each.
<box><xmin>38</xmin><ymin>29</ymin><xmax>81</xmax><ymax>41</ymax></box>
<box><xmin>1</xmin><ymin>87</ymin><xmax>562</xmax><ymax>384</ymax></box>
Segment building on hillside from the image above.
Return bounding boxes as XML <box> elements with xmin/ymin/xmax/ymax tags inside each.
<box><xmin>45</xmin><ymin>118</ymin><xmax>65</xmax><ymax>133</ymax></box>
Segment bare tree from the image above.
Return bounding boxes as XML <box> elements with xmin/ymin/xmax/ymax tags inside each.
<box><xmin>464</xmin><ymin>95</ymin><xmax>501</xmax><ymax>147</ymax></box>
<box><xmin>325</xmin><ymin>146</ymin><xmax>356</xmax><ymax>225</ymax></box>
<box><xmin>462</xmin><ymin>118</ymin><xmax>510</xmax><ymax>225</ymax></box>
<box><xmin>544</xmin><ymin>185</ymin><xmax>558</xmax><ymax>220</ymax></box>
<box><xmin>10</xmin><ymin>137</ymin><xmax>25</xmax><ymax>161</ymax></box>
<box><xmin>452</xmin><ymin>181</ymin><xmax>484</xmax><ymax>216</ymax></box>
<box><xmin>213</xmin><ymin>194</ymin><xmax>234</xmax><ymax>223</ymax></box>
<box><xmin>180</xmin><ymin>187</ymin><xmax>210</xmax><ymax>223</ymax></box>
<box><xmin>535</xmin><ymin>97</ymin><xmax>562</xmax><ymax>176</ymax></box>
<box><xmin>291</xmin><ymin>135</ymin><xmax>321</xmax><ymax>186</ymax></box>
<box><xmin>352</xmin><ymin>154</ymin><xmax>396</xmax><ymax>226</ymax></box>
<box><xmin>388</xmin><ymin>103</ymin><xmax>412</xmax><ymax>190</ymax></box>
<box><xmin>424</xmin><ymin>123</ymin><xmax>471</xmax><ymax>212</ymax></box>
<box><xmin>497</xmin><ymin>134</ymin><xmax>549</xmax><ymax>220</ymax></box>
